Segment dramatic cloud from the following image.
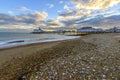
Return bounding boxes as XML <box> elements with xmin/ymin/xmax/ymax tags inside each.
<box><xmin>1</xmin><ymin>0</ymin><xmax>120</xmax><ymax>30</ymax></box>
<box><xmin>59</xmin><ymin>0</ymin><xmax>120</xmax><ymax>19</ymax></box>
<box><xmin>58</xmin><ymin>10</ymin><xmax>78</xmax><ymax>19</ymax></box>
<box><xmin>71</xmin><ymin>0</ymin><xmax>120</xmax><ymax>10</ymax></box>
<box><xmin>58</xmin><ymin>9</ymin><xmax>91</xmax><ymax>20</ymax></box>
<box><xmin>56</xmin><ymin>0</ymin><xmax>120</xmax><ymax>29</ymax></box>
<box><xmin>0</xmin><ymin>11</ymin><xmax>48</xmax><ymax>29</ymax></box>
<box><xmin>60</xmin><ymin>18</ymin><xmax>80</xmax><ymax>28</ymax></box>
<box><xmin>32</xmin><ymin>11</ymin><xmax>48</xmax><ymax>25</ymax></box>
<box><xmin>61</xmin><ymin>15</ymin><xmax>120</xmax><ymax>29</ymax></box>
<box><xmin>13</xmin><ymin>11</ymin><xmax>48</xmax><ymax>25</ymax></box>
<box><xmin>46</xmin><ymin>20</ymin><xmax>63</xmax><ymax>28</ymax></box>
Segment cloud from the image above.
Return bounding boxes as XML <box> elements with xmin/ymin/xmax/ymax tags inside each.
<box><xmin>47</xmin><ymin>4</ymin><xmax>54</xmax><ymax>8</ymax></box>
<box><xmin>18</xmin><ymin>6</ymin><xmax>30</xmax><ymax>11</ymax></box>
<box><xmin>0</xmin><ymin>13</ymin><xmax>15</xmax><ymax>25</ymax></box>
<box><xmin>57</xmin><ymin>9</ymin><xmax>91</xmax><ymax>20</ymax></box>
<box><xmin>47</xmin><ymin>20</ymin><xmax>61</xmax><ymax>26</ymax></box>
<box><xmin>58</xmin><ymin>10</ymin><xmax>77</xmax><ymax>19</ymax></box>
<box><xmin>64</xmin><ymin>5</ymin><xmax>70</xmax><ymax>10</ymax></box>
<box><xmin>60</xmin><ymin>18</ymin><xmax>80</xmax><ymax>28</ymax></box>
<box><xmin>0</xmin><ymin>11</ymin><xmax>48</xmax><ymax>29</ymax></box>
<box><xmin>8</xmin><ymin>11</ymin><xmax>13</xmax><ymax>15</ymax></box>
<box><xmin>60</xmin><ymin>0</ymin><xmax>120</xmax><ymax>19</ymax></box>
<box><xmin>44</xmin><ymin>19</ymin><xmax>64</xmax><ymax>28</ymax></box>
<box><xmin>14</xmin><ymin>11</ymin><xmax>48</xmax><ymax>25</ymax></box>
<box><xmin>63</xmin><ymin>15</ymin><xmax>120</xmax><ymax>29</ymax></box>
<box><xmin>32</xmin><ymin>11</ymin><xmax>48</xmax><ymax>25</ymax></box>
<box><xmin>1</xmin><ymin>0</ymin><xmax>120</xmax><ymax>30</ymax></box>
<box><xmin>57</xmin><ymin>0</ymin><xmax>120</xmax><ymax>28</ymax></box>
<box><xmin>71</xmin><ymin>0</ymin><xmax>120</xmax><ymax>10</ymax></box>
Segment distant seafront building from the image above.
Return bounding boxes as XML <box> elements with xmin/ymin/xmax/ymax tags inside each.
<box><xmin>32</xmin><ymin>27</ymin><xmax>44</xmax><ymax>33</ymax></box>
<box><xmin>105</xmin><ymin>27</ymin><xmax>120</xmax><ymax>33</ymax></box>
<box><xmin>77</xmin><ymin>27</ymin><xmax>103</xmax><ymax>33</ymax></box>
<box><xmin>31</xmin><ymin>26</ymin><xmax>120</xmax><ymax>34</ymax></box>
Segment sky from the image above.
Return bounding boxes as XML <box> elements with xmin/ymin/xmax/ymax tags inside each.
<box><xmin>0</xmin><ymin>0</ymin><xmax>120</xmax><ymax>31</ymax></box>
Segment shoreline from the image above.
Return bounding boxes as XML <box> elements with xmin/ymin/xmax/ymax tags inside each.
<box><xmin>0</xmin><ymin>36</ymin><xmax>79</xmax><ymax>49</ymax></box>
<box><xmin>0</xmin><ymin>33</ymin><xmax>120</xmax><ymax>80</ymax></box>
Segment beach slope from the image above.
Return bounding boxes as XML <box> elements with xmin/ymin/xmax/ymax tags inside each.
<box><xmin>0</xmin><ymin>33</ymin><xmax>120</xmax><ymax>80</ymax></box>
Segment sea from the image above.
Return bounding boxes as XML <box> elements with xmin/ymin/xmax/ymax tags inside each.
<box><xmin>0</xmin><ymin>32</ymin><xmax>79</xmax><ymax>49</ymax></box>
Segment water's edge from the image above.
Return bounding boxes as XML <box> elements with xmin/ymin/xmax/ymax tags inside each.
<box><xmin>0</xmin><ymin>36</ymin><xmax>80</xmax><ymax>49</ymax></box>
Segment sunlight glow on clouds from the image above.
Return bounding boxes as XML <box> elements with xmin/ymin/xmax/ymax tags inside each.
<box><xmin>0</xmin><ymin>11</ymin><xmax>48</xmax><ymax>28</ymax></box>
<box><xmin>0</xmin><ymin>0</ymin><xmax>120</xmax><ymax>30</ymax></box>
<box><xmin>60</xmin><ymin>0</ymin><xmax>120</xmax><ymax>19</ymax></box>
<box><xmin>56</xmin><ymin>0</ymin><xmax>120</xmax><ymax>28</ymax></box>
<box><xmin>47</xmin><ymin>20</ymin><xmax>63</xmax><ymax>28</ymax></box>
<box><xmin>71</xmin><ymin>0</ymin><xmax>120</xmax><ymax>10</ymax></box>
<box><xmin>33</xmin><ymin>11</ymin><xmax>48</xmax><ymax>25</ymax></box>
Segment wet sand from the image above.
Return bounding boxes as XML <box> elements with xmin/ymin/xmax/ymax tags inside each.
<box><xmin>0</xmin><ymin>33</ymin><xmax>120</xmax><ymax>80</ymax></box>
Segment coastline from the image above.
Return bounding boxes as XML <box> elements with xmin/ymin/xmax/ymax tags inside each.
<box><xmin>0</xmin><ymin>35</ymin><xmax>79</xmax><ymax>49</ymax></box>
<box><xmin>0</xmin><ymin>33</ymin><xmax>120</xmax><ymax>80</ymax></box>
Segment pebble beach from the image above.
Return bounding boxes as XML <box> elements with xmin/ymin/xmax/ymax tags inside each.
<box><xmin>0</xmin><ymin>33</ymin><xmax>120</xmax><ymax>80</ymax></box>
